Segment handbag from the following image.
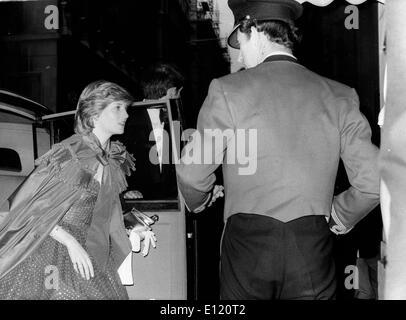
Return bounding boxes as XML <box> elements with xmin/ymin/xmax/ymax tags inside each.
<box><xmin>123</xmin><ymin>207</ymin><xmax>159</xmax><ymax>230</ymax></box>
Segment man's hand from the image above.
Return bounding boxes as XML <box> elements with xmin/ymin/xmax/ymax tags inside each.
<box><xmin>124</xmin><ymin>190</ymin><xmax>143</xmax><ymax>199</ymax></box>
<box><xmin>208</xmin><ymin>185</ymin><xmax>224</xmax><ymax>207</ymax></box>
<box><xmin>192</xmin><ymin>185</ymin><xmax>224</xmax><ymax>213</ymax></box>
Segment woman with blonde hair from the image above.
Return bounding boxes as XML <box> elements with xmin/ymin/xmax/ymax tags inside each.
<box><xmin>0</xmin><ymin>80</ymin><xmax>142</xmax><ymax>299</ymax></box>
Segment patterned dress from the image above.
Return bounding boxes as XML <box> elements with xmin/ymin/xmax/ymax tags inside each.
<box><xmin>0</xmin><ymin>134</ymin><xmax>134</xmax><ymax>300</ymax></box>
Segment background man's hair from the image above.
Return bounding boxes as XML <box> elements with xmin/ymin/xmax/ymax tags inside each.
<box><xmin>141</xmin><ymin>63</ymin><xmax>185</xmax><ymax>100</ymax></box>
<box><xmin>239</xmin><ymin>17</ymin><xmax>301</xmax><ymax>50</ymax></box>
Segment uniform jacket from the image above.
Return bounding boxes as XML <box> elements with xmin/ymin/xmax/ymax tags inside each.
<box><xmin>176</xmin><ymin>55</ymin><xmax>380</xmax><ymax>228</ymax></box>
<box><xmin>0</xmin><ymin>133</ymin><xmax>134</xmax><ymax>279</ymax></box>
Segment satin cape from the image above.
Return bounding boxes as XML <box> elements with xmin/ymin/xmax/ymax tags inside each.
<box><xmin>0</xmin><ymin>133</ymin><xmax>135</xmax><ymax>279</ymax></box>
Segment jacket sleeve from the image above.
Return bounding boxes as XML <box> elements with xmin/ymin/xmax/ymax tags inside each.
<box><xmin>176</xmin><ymin>79</ymin><xmax>234</xmax><ymax>212</ymax></box>
<box><xmin>331</xmin><ymin>89</ymin><xmax>380</xmax><ymax>229</ymax></box>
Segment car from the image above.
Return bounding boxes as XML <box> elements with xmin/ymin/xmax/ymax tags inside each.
<box><xmin>0</xmin><ymin>89</ymin><xmax>53</xmax><ymax>220</ymax></box>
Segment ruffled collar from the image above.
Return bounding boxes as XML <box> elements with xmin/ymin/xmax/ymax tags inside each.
<box><xmin>82</xmin><ymin>132</ymin><xmax>111</xmax><ymax>166</ymax></box>
<box><xmin>81</xmin><ymin>132</ymin><xmax>133</xmax><ymax>169</ymax></box>
<box><xmin>80</xmin><ymin>132</ymin><xmax>136</xmax><ymax>193</ymax></box>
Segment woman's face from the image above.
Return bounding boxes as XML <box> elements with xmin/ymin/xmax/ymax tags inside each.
<box><xmin>93</xmin><ymin>100</ymin><xmax>129</xmax><ymax>136</ymax></box>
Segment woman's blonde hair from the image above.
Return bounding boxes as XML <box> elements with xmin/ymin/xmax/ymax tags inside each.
<box><xmin>74</xmin><ymin>80</ymin><xmax>133</xmax><ymax>135</ymax></box>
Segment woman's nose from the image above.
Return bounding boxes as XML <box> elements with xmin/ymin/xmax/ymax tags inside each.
<box><xmin>123</xmin><ymin>109</ymin><xmax>129</xmax><ymax>120</ymax></box>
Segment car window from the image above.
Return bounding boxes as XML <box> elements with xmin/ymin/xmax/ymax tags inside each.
<box><xmin>0</xmin><ymin>148</ymin><xmax>22</xmax><ymax>172</ymax></box>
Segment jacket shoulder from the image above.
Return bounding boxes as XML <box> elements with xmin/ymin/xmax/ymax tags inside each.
<box><xmin>215</xmin><ymin>69</ymin><xmax>249</xmax><ymax>88</ymax></box>
<box><xmin>317</xmin><ymin>74</ymin><xmax>356</xmax><ymax>100</ymax></box>
<box><xmin>287</xmin><ymin>64</ymin><xmax>356</xmax><ymax>100</ymax></box>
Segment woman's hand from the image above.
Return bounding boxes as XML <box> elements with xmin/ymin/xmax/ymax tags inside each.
<box><xmin>138</xmin><ymin>230</ymin><xmax>157</xmax><ymax>257</ymax></box>
<box><xmin>66</xmin><ymin>237</ymin><xmax>94</xmax><ymax>280</ymax></box>
<box><xmin>128</xmin><ymin>226</ymin><xmax>157</xmax><ymax>257</ymax></box>
<box><xmin>123</xmin><ymin>190</ymin><xmax>143</xmax><ymax>199</ymax></box>
<box><xmin>132</xmin><ymin>224</ymin><xmax>151</xmax><ymax>238</ymax></box>
<box><xmin>50</xmin><ymin>225</ymin><xmax>94</xmax><ymax>280</ymax></box>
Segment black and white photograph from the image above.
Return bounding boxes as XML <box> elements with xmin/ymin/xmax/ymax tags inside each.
<box><xmin>0</xmin><ymin>0</ymin><xmax>405</xmax><ymax>307</ymax></box>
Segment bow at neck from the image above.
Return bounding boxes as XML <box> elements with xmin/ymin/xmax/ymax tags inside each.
<box><xmin>82</xmin><ymin>132</ymin><xmax>130</xmax><ymax>167</ymax></box>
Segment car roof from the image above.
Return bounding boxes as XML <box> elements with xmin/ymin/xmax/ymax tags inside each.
<box><xmin>0</xmin><ymin>89</ymin><xmax>52</xmax><ymax>121</ymax></box>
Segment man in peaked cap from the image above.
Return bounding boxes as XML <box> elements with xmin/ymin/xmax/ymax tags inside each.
<box><xmin>176</xmin><ymin>0</ymin><xmax>380</xmax><ymax>299</ymax></box>
<box><xmin>227</xmin><ymin>0</ymin><xmax>303</xmax><ymax>49</ymax></box>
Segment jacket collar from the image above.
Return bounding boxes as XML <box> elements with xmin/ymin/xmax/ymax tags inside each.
<box><xmin>262</xmin><ymin>54</ymin><xmax>299</xmax><ymax>65</ymax></box>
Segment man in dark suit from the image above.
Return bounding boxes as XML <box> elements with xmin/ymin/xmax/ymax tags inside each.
<box><xmin>176</xmin><ymin>0</ymin><xmax>380</xmax><ymax>299</ymax></box>
<box><xmin>121</xmin><ymin>63</ymin><xmax>184</xmax><ymax>200</ymax></box>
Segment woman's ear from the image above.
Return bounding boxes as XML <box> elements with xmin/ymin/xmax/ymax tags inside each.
<box><xmin>91</xmin><ymin>115</ymin><xmax>99</xmax><ymax>128</ymax></box>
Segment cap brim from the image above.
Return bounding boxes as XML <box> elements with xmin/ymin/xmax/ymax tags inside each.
<box><xmin>227</xmin><ymin>24</ymin><xmax>241</xmax><ymax>49</ymax></box>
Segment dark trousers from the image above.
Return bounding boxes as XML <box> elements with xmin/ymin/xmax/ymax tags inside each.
<box><xmin>220</xmin><ymin>214</ymin><xmax>336</xmax><ymax>300</ymax></box>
